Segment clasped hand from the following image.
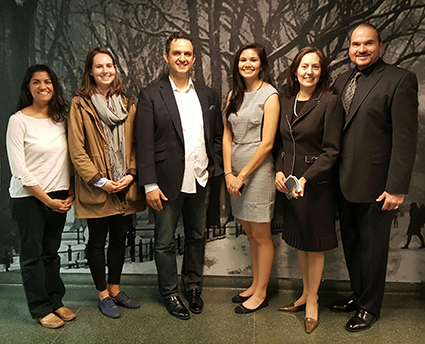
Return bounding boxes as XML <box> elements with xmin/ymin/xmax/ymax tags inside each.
<box><xmin>100</xmin><ymin>175</ymin><xmax>134</xmax><ymax>194</ymax></box>
<box><xmin>225</xmin><ymin>173</ymin><xmax>244</xmax><ymax>196</ymax></box>
<box><xmin>50</xmin><ymin>195</ymin><xmax>74</xmax><ymax>213</ymax></box>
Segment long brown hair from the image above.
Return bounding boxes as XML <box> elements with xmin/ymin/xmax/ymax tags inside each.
<box><xmin>225</xmin><ymin>43</ymin><xmax>272</xmax><ymax>118</ymax></box>
<box><xmin>76</xmin><ymin>47</ymin><xmax>123</xmax><ymax>98</ymax></box>
<box><xmin>286</xmin><ymin>46</ymin><xmax>330</xmax><ymax>98</ymax></box>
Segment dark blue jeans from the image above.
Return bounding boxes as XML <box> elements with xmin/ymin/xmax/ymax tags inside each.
<box><xmin>154</xmin><ymin>182</ymin><xmax>209</xmax><ymax>298</ymax></box>
<box><xmin>10</xmin><ymin>191</ymin><xmax>67</xmax><ymax>319</ymax></box>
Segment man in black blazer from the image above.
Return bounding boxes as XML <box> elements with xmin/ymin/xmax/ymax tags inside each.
<box><xmin>331</xmin><ymin>23</ymin><xmax>418</xmax><ymax>332</ymax></box>
<box><xmin>136</xmin><ymin>32</ymin><xmax>223</xmax><ymax>320</ymax></box>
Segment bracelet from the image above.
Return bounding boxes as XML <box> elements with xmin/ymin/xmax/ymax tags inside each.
<box><xmin>224</xmin><ymin>172</ymin><xmax>233</xmax><ymax>177</ymax></box>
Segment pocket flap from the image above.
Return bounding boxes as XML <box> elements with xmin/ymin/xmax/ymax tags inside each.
<box><xmin>372</xmin><ymin>153</ymin><xmax>390</xmax><ymax>164</ymax></box>
<box><xmin>304</xmin><ymin>155</ymin><xmax>318</xmax><ymax>164</ymax></box>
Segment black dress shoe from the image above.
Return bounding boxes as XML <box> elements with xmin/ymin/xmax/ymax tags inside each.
<box><xmin>164</xmin><ymin>295</ymin><xmax>190</xmax><ymax>320</ymax></box>
<box><xmin>232</xmin><ymin>293</ymin><xmax>252</xmax><ymax>304</ymax></box>
<box><xmin>346</xmin><ymin>309</ymin><xmax>379</xmax><ymax>332</ymax></box>
<box><xmin>235</xmin><ymin>298</ymin><xmax>269</xmax><ymax>314</ymax></box>
<box><xmin>187</xmin><ymin>288</ymin><xmax>204</xmax><ymax>314</ymax></box>
<box><xmin>330</xmin><ymin>297</ymin><xmax>358</xmax><ymax>313</ymax></box>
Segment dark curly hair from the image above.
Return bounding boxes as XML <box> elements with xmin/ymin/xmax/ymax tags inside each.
<box><xmin>165</xmin><ymin>31</ymin><xmax>194</xmax><ymax>55</ymax></box>
<box><xmin>16</xmin><ymin>64</ymin><xmax>68</xmax><ymax>123</ymax></box>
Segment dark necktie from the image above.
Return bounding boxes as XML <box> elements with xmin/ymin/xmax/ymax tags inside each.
<box><xmin>342</xmin><ymin>71</ymin><xmax>361</xmax><ymax>115</ymax></box>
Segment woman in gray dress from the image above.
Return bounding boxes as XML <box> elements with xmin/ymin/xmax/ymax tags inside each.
<box><xmin>222</xmin><ymin>43</ymin><xmax>280</xmax><ymax>314</ymax></box>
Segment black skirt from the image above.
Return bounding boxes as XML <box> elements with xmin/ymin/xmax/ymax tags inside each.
<box><xmin>282</xmin><ymin>180</ymin><xmax>338</xmax><ymax>252</ymax></box>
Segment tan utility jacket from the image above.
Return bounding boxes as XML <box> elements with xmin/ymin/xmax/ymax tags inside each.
<box><xmin>68</xmin><ymin>95</ymin><xmax>145</xmax><ymax>218</ymax></box>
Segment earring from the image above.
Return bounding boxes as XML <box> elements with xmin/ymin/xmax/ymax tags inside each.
<box><xmin>295</xmin><ymin>75</ymin><xmax>298</xmax><ymax>82</ymax></box>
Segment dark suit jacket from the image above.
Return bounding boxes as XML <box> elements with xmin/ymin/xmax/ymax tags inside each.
<box><xmin>135</xmin><ymin>77</ymin><xmax>223</xmax><ymax>201</ymax></box>
<box><xmin>276</xmin><ymin>88</ymin><xmax>343</xmax><ymax>185</ymax></box>
<box><xmin>334</xmin><ymin>58</ymin><xmax>418</xmax><ymax>203</ymax></box>
<box><xmin>275</xmin><ymin>88</ymin><xmax>343</xmax><ymax>246</ymax></box>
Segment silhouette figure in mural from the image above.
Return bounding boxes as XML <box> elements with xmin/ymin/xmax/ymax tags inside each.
<box><xmin>402</xmin><ymin>202</ymin><xmax>425</xmax><ymax>249</ymax></box>
<box><xmin>392</xmin><ymin>208</ymin><xmax>400</xmax><ymax>228</ymax></box>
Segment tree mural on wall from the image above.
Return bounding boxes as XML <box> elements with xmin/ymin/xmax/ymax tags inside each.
<box><xmin>1</xmin><ymin>0</ymin><xmax>425</xmax><ymax>256</ymax></box>
<box><xmin>25</xmin><ymin>0</ymin><xmax>425</xmax><ymax>97</ymax></box>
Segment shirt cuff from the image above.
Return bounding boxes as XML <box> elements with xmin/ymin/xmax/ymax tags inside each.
<box><xmin>144</xmin><ymin>183</ymin><xmax>159</xmax><ymax>194</ymax></box>
<box><xmin>94</xmin><ymin>178</ymin><xmax>108</xmax><ymax>188</ymax></box>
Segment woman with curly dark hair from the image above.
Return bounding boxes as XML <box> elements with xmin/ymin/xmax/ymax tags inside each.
<box><xmin>6</xmin><ymin>64</ymin><xmax>75</xmax><ymax>328</ymax></box>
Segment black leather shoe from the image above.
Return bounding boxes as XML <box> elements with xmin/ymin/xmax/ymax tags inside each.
<box><xmin>235</xmin><ymin>298</ymin><xmax>269</xmax><ymax>314</ymax></box>
<box><xmin>164</xmin><ymin>295</ymin><xmax>190</xmax><ymax>320</ymax></box>
<box><xmin>187</xmin><ymin>288</ymin><xmax>204</xmax><ymax>314</ymax></box>
<box><xmin>232</xmin><ymin>293</ymin><xmax>251</xmax><ymax>304</ymax></box>
<box><xmin>330</xmin><ymin>297</ymin><xmax>359</xmax><ymax>313</ymax></box>
<box><xmin>346</xmin><ymin>309</ymin><xmax>379</xmax><ymax>332</ymax></box>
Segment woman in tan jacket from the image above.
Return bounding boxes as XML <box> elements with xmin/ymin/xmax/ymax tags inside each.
<box><xmin>68</xmin><ymin>47</ymin><xmax>145</xmax><ymax>318</ymax></box>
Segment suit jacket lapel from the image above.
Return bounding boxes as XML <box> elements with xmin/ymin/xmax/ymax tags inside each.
<box><xmin>337</xmin><ymin>69</ymin><xmax>355</xmax><ymax>97</ymax></box>
<box><xmin>283</xmin><ymin>96</ymin><xmax>294</xmax><ymax>125</ymax></box>
<box><xmin>344</xmin><ymin>59</ymin><xmax>385</xmax><ymax>130</ymax></box>
<box><xmin>159</xmin><ymin>78</ymin><xmax>184</xmax><ymax>143</ymax></box>
<box><xmin>291</xmin><ymin>87</ymin><xmax>322</xmax><ymax>125</ymax></box>
<box><xmin>194</xmin><ymin>83</ymin><xmax>210</xmax><ymax>144</ymax></box>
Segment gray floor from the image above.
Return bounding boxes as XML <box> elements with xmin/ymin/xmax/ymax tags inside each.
<box><xmin>0</xmin><ymin>273</ymin><xmax>424</xmax><ymax>344</ymax></box>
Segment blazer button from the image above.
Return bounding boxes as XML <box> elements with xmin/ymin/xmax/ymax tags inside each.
<box><xmin>182</xmin><ymin>157</ymin><xmax>185</xmax><ymax>161</ymax></box>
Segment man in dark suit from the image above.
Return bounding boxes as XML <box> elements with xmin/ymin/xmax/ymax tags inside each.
<box><xmin>331</xmin><ymin>23</ymin><xmax>418</xmax><ymax>332</ymax></box>
<box><xmin>136</xmin><ymin>31</ymin><xmax>223</xmax><ymax>320</ymax></box>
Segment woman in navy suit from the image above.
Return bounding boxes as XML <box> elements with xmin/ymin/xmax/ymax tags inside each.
<box><xmin>275</xmin><ymin>47</ymin><xmax>343</xmax><ymax>333</ymax></box>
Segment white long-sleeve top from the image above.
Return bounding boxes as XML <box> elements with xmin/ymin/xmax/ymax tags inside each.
<box><xmin>6</xmin><ymin>111</ymin><xmax>71</xmax><ymax>198</ymax></box>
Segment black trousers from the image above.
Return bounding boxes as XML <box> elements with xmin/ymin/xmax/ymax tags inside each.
<box><xmin>153</xmin><ymin>182</ymin><xmax>209</xmax><ymax>298</ymax></box>
<box><xmin>338</xmin><ymin>193</ymin><xmax>395</xmax><ymax>316</ymax></box>
<box><xmin>10</xmin><ymin>191</ymin><xmax>67</xmax><ymax>319</ymax></box>
<box><xmin>86</xmin><ymin>214</ymin><xmax>132</xmax><ymax>291</ymax></box>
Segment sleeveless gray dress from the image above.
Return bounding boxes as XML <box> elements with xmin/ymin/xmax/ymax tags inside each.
<box><xmin>228</xmin><ymin>84</ymin><xmax>277</xmax><ymax>223</ymax></box>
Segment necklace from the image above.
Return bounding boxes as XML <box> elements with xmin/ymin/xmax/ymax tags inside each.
<box><xmin>294</xmin><ymin>91</ymin><xmax>313</xmax><ymax>117</ymax></box>
<box><xmin>293</xmin><ymin>92</ymin><xmax>299</xmax><ymax>117</ymax></box>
